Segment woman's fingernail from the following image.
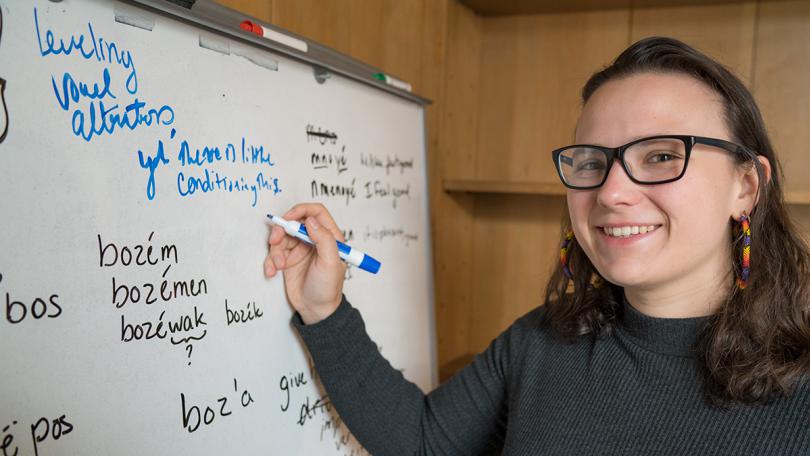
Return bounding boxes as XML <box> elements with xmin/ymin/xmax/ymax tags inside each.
<box><xmin>308</xmin><ymin>218</ymin><xmax>319</xmax><ymax>230</ymax></box>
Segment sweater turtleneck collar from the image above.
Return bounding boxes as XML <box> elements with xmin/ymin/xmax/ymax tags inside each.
<box><xmin>617</xmin><ymin>295</ymin><xmax>714</xmax><ymax>357</ymax></box>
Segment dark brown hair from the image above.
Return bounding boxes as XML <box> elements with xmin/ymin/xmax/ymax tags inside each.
<box><xmin>544</xmin><ymin>36</ymin><xmax>810</xmax><ymax>407</ymax></box>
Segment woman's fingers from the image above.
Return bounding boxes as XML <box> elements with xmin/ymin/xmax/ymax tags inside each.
<box><xmin>284</xmin><ymin>203</ymin><xmax>346</xmax><ymax>243</ymax></box>
<box><xmin>268</xmin><ymin>225</ymin><xmax>286</xmax><ymax>245</ymax></box>
<box><xmin>266</xmin><ymin>224</ymin><xmax>306</xmax><ymax>274</ymax></box>
<box><xmin>263</xmin><ymin>254</ymin><xmax>276</xmax><ymax>277</ymax></box>
<box><xmin>265</xmin><ymin>203</ymin><xmax>346</xmax><ymax>280</ymax></box>
<box><xmin>305</xmin><ymin>217</ymin><xmax>341</xmax><ymax>267</ymax></box>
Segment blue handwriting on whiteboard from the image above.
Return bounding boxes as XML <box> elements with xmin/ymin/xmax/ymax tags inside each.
<box><xmin>177</xmin><ymin>137</ymin><xmax>275</xmax><ymax>168</ymax></box>
<box><xmin>51</xmin><ymin>68</ymin><xmax>116</xmax><ymax>108</ymax></box>
<box><xmin>177</xmin><ymin>169</ymin><xmax>281</xmax><ymax>208</ymax></box>
<box><xmin>139</xmin><ymin>132</ymin><xmax>282</xmax><ymax>206</ymax></box>
<box><xmin>35</xmin><ymin>7</ymin><xmax>138</xmax><ymax>93</ymax></box>
<box><xmin>36</xmin><ymin>7</ymin><xmax>175</xmax><ymax>142</ymax></box>
<box><xmin>138</xmin><ymin>128</ymin><xmax>175</xmax><ymax>200</ymax></box>
<box><xmin>51</xmin><ymin>70</ymin><xmax>175</xmax><ymax>142</ymax></box>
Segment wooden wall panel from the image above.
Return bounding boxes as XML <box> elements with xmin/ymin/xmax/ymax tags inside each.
<box><xmin>468</xmin><ymin>195</ymin><xmax>565</xmax><ymax>353</ymax></box>
<box><xmin>753</xmin><ymin>1</ymin><xmax>810</xmax><ymax>196</ymax></box>
<box><xmin>218</xmin><ymin>0</ymin><xmax>272</xmax><ymax>22</ymax></box>
<box><xmin>755</xmin><ymin>0</ymin><xmax>810</xmax><ymax>250</ymax></box>
<box><xmin>433</xmin><ymin>0</ymin><xmax>482</xmax><ymax>380</ymax></box>
<box><xmin>630</xmin><ymin>3</ymin><xmax>757</xmax><ymax>84</ymax></box>
<box><xmin>268</xmin><ymin>1</ymin><xmax>352</xmax><ymax>55</ymax></box>
<box><xmin>476</xmin><ymin>10</ymin><xmax>630</xmax><ymax>183</ymax></box>
<box><xmin>347</xmin><ymin>1</ymin><xmax>425</xmax><ymax>87</ymax></box>
<box><xmin>467</xmin><ymin>9</ymin><xmax>629</xmax><ymax>354</ymax></box>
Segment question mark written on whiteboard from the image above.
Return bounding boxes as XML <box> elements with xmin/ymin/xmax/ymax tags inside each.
<box><xmin>185</xmin><ymin>344</ymin><xmax>193</xmax><ymax>365</ymax></box>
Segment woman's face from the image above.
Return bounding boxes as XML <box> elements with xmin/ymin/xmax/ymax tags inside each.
<box><xmin>569</xmin><ymin>72</ymin><xmax>745</xmax><ymax>294</ymax></box>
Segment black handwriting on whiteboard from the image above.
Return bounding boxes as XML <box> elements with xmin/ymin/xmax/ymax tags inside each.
<box><xmin>0</xmin><ymin>7</ymin><xmax>8</xmax><ymax>144</ymax></box>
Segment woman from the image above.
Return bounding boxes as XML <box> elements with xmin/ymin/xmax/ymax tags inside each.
<box><xmin>264</xmin><ymin>37</ymin><xmax>810</xmax><ymax>454</ymax></box>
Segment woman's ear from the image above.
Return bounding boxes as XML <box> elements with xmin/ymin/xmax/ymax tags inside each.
<box><xmin>735</xmin><ymin>156</ymin><xmax>772</xmax><ymax>215</ymax></box>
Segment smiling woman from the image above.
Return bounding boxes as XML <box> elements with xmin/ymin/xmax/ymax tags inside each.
<box><xmin>268</xmin><ymin>36</ymin><xmax>810</xmax><ymax>455</ymax></box>
<box><xmin>545</xmin><ymin>37</ymin><xmax>810</xmax><ymax>407</ymax></box>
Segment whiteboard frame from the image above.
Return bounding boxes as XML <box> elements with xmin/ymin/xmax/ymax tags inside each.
<box><xmin>124</xmin><ymin>0</ymin><xmax>432</xmax><ymax>106</ymax></box>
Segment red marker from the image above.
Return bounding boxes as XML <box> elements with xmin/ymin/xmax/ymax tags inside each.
<box><xmin>238</xmin><ymin>20</ymin><xmax>308</xmax><ymax>53</ymax></box>
<box><xmin>240</xmin><ymin>20</ymin><xmax>263</xmax><ymax>36</ymax></box>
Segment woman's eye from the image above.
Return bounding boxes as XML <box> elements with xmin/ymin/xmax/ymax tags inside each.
<box><xmin>647</xmin><ymin>152</ymin><xmax>681</xmax><ymax>163</ymax></box>
<box><xmin>576</xmin><ymin>160</ymin><xmax>605</xmax><ymax>171</ymax></box>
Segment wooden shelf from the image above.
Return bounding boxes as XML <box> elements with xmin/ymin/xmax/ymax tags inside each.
<box><xmin>443</xmin><ymin>179</ymin><xmax>566</xmax><ymax>196</ymax></box>
<box><xmin>459</xmin><ymin>0</ymin><xmax>770</xmax><ymax>16</ymax></box>
<box><xmin>444</xmin><ymin>178</ymin><xmax>810</xmax><ymax>206</ymax></box>
<box><xmin>785</xmin><ymin>190</ymin><xmax>810</xmax><ymax>206</ymax></box>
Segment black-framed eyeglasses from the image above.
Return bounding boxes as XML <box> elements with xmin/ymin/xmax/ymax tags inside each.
<box><xmin>551</xmin><ymin>135</ymin><xmax>753</xmax><ymax>190</ymax></box>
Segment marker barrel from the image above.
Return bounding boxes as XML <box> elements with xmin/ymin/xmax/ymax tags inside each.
<box><xmin>267</xmin><ymin>215</ymin><xmax>381</xmax><ymax>274</ymax></box>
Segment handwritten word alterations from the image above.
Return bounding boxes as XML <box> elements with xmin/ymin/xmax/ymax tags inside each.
<box><xmin>34</xmin><ymin>7</ymin><xmax>175</xmax><ymax>142</ymax></box>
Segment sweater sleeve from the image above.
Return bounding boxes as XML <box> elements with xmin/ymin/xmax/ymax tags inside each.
<box><xmin>292</xmin><ymin>295</ymin><xmax>513</xmax><ymax>455</ymax></box>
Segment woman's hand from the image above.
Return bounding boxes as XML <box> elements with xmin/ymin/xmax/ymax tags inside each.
<box><xmin>264</xmin><ymin>203</ymin><xmax>348</xmax><ymax>324</ymax></box>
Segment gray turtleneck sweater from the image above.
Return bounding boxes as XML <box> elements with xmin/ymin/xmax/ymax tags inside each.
<box><xmin>292</xmin><ymin>296</ymin><xmax>810</xmax><ymax>455</ymax></box>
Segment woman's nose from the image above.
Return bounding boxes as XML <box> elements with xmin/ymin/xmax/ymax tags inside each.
<box><xmin>595</xmin><ymin>159</ymin><xmax>642</xmax><ymax>208</ymax></box>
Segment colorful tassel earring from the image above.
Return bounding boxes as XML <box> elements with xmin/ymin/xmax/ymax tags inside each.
<box><xmin>560</xmin><ymin>230</ymin><xmax>574</xmax><ymax>279</ymax></box>
<box><xmin>736</xmin><ymin>213</ymin><xmax>751</xmax><ymax>290</ymax></box>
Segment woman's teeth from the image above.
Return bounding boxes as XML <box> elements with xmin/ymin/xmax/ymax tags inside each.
<box><xmin>602</xmin><ymin>225</ymin><xmax>658</xmax><ymax>237</ymax></box>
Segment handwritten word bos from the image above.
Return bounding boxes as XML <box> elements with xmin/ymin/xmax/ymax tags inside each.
<box><xmin>2</xmin><ymin>274</ymin><xmax>62</xmax><ymax>325</ymax></box>
<box><xmin>98</xmin><ymin>232</ymin><xmax>178</xmax><ymax>268</ymax></box>
<box><xmin>180</xmin><ymin>378</ymin><xmax>255</xmax><ymax>434</ymax></box>
<box><xmin>224</xmin><ymin>299</ymin><xmax>263</xmax><ymax>326</ymax></box>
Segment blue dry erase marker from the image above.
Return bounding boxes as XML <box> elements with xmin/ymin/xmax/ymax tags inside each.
<box><xmin>267</xmin><ymin>214</ymin><xmax>381</xmax><ymax>274</ymax></box>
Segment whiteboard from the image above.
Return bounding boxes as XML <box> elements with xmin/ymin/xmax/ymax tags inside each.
<box><xmin>0</xmin><ymin>0</ymin><xmax>436</xmax><ymax>454</ymax></box>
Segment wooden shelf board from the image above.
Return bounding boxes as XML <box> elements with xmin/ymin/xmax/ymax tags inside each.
<box><xmin>444</xmin><ymin>179</ymin><xmax>810</xmax><ymax>206</ymax></box>
<box><xmin>443</xmin><ymin>179</ymin><xmax>566</xmax><ymax>196</ymax></box>
<box><xmin>785</xmin><ymin>190</ymin><xmax>810</xmax><ymax>206</ymax></box>
<box><xmin>459</xmin><ymin>0</ymin><xmax>773</xmax><ymax>16</ymax></box>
